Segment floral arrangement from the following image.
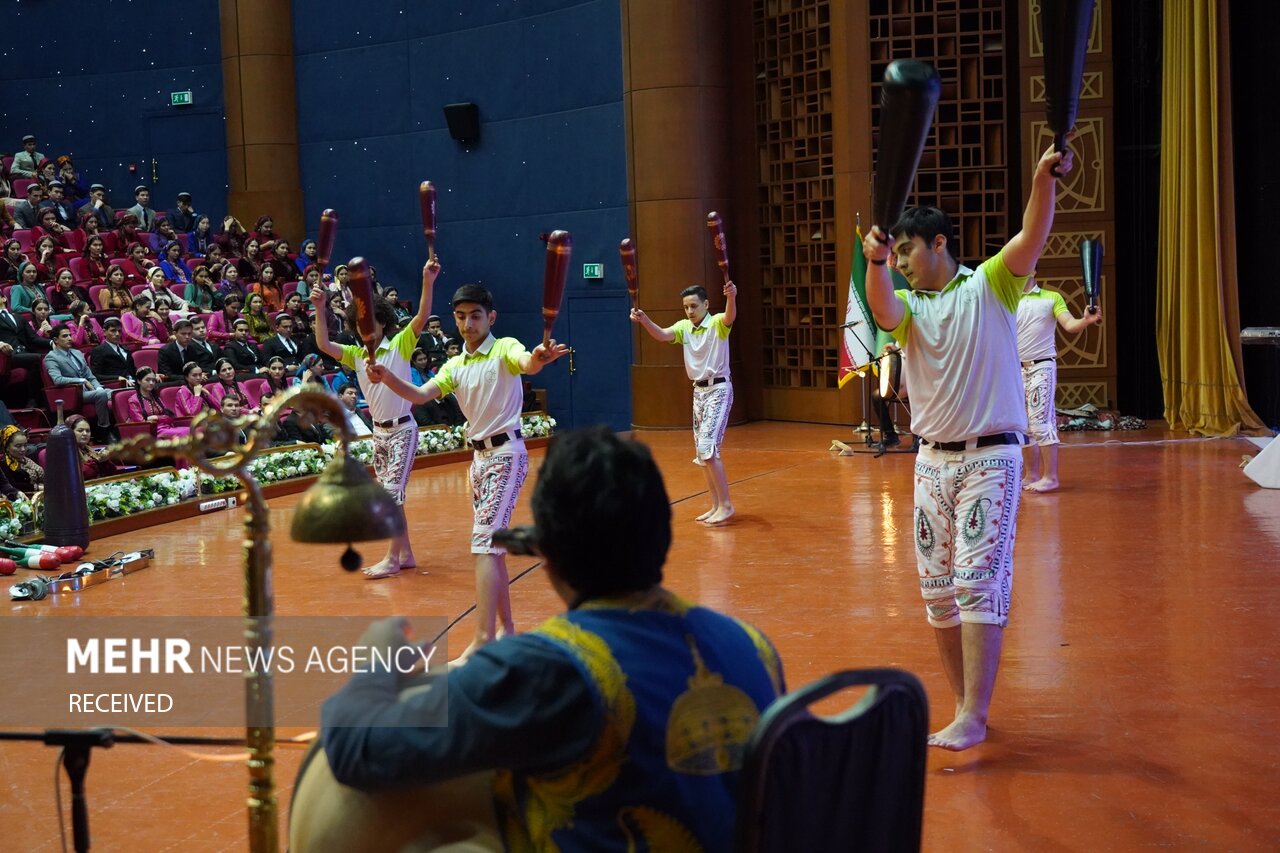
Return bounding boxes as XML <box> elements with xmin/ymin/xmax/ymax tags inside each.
<box><xmin>84</xmin><ymin>469</ymin><xmax>199</xmax><ymax>522</ymax></box>
<box><xmin>11</xmin><ymin>414</ymin><xmax>558</xmax><ymax>536</ymax></box>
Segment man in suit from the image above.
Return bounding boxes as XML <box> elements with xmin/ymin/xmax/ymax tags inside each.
<box><xmin>38</xmin><ymin>181</ymin><xmax>76</xmax><ymax>228</ymax></box>
<box><xmin>157</xmin><ymin>318</ymin><xmax>199</xmax><ymax>378</ymax></box>
<box><xmin>223</xmin><ymin>319</ymin><xmax>265</xmax><ymax>373</ymax></box>
<box><xmin>0</xmin><ymin>288</ymin><xmax>52</xmax><ymax>404</ymax></box>
<box><xmin>45</xmin><ymin>324</ymin><xmax>115</xmax><ymax>439</ymax></box>
<box><xmin>79</xmin><ymin>184</ymin><xmax>115</xmax><ymax>229</ymax></box>
<box><xmin>168</xmin><ymin>192</ymin><xmax>198</xmax><ymax>233</ymax></box>
<box><xmin>89</xmin><ymin>319</ymin><xmax>138</xmax><ymax>385</ymax></box>
<box><xmin>338</xmin><ymin>383</ymin><xmax>373</xmax><ymax>437</ymax></box>
<box><xmin>13</xmin><ymin>183</ymin><xmax>44</xmax><ymax>229</ymax></box>
<box><xmin>187</xmin><ymin>317</ymin><xmax>220</xmax><ymax>373</ymax></box>
<box><xmin>218</xmin><ymin>391</ymin><xmax>250</xmax><ymax>444</ymax></box>
<box><xmin>417</xmin><ymin>314</ymin><xmax>448</xmax><ymax>358</ymax></box>
<box><xmin>261</xmin><ymin>313</ymin><xmax>304</xmax><ymax>373</ymax></box>
<box><xmin>126</xmin><ymin>186</ymin><xmax>156</xmax><ymax>232</ymax></box>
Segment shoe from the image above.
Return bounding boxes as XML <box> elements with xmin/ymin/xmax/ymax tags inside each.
<box><xmin>881</xmin><ymin>434</ymin><xmax>901</xmax><ymax>448</ymax></box>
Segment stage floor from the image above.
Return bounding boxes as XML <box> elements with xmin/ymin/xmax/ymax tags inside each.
<box><xmin>2</xmin><ymin>422</ymin><xmax>1277</xmax><ymax>851</ymax></box>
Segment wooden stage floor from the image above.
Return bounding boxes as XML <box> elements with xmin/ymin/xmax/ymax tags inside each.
<box><xmin>1</xmin><ymin>421</ymin><xmax>1277</xmax><ymax>851</ymax></box>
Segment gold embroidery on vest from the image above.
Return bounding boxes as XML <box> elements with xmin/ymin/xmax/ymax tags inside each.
<box><xmin>666</xmin><ymin>636</ymin><xmax>759</xmax><ymax>775</ymax></box>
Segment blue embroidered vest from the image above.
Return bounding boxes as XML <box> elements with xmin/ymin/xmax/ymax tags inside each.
<box><xmin>493</xmin><ymin>593</ymin><xmax>783</xmax><ymax>852</ymax></box>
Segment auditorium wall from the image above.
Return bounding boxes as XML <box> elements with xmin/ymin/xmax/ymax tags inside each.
<box><xmin>291</xmin><ymin>0</ymin><xmax>633</xmax><ymax>430</ymax></box>
<box><xmin>0</xmin><ymin>2</ymin><xmax>228</xmax><ymax>228</ymax></box>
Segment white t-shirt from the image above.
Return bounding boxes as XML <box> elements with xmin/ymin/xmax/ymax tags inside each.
<box><xmin>669</xmin><ymin>313</ymin><xmax>732</xmax><ymax>381</ymax></box>
<box><xmin>339</xmin><ymin>325</ymin><xmax>416</xmax><ymax>424</ymax></box>
<box><xmin>431</xmin><ymin>334</ymin><xmax>527</xmax><ymax>443</ymax></box>
<box><xmin>887</xmin><ymin>252</ymin><xmax>1029</xmax><ymax>443</ymax></box>
<box><xmin>1016</xmin><ymin>286</ymin><xmax>1070</xmax><ymax>361</ymax></box>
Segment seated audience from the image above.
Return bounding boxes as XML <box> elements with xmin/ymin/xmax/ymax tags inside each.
<box><xmin>66</xmin><ymin>414</ymin><xmax>117</xmax><ymax>480</ymax></box>
<box><xmin>0</xmin><ymin>425</ymin><xmax>43</xmax><ymax>497</ymax></box>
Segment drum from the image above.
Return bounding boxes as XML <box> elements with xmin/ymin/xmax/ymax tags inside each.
<box><xmin>289</xmin><ymin>679</ymin><xmax>502</xmax><ymax>852</ymax></box>
<box><xmin>877</xmin><ymin>347</ymin><xmax>906</xmax><ymax>400</ymax></box>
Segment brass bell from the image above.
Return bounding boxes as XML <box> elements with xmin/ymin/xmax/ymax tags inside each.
<box><xmin>290</xmin><ymin>452</ymin><xmax>405</xmax><ymax>544</ymax></box>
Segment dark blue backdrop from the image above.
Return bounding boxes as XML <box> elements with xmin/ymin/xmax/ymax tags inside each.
<box><xmin>0</xmin><ymin>2</ymin><xmax>228</xmax><ymax>228</ymax></box>
<box><xmin>292</xmin><ymin>0</ymin><xmax>632</xmax><ymax>429</ymax></box>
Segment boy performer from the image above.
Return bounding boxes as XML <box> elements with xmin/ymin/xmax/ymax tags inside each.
<box><xmin>1016</xmin><ymin>275</ymin><xmax>1103</xmax><ymax>492</ymax></box>
<box><xmin>367</xmin><ymin>282</ymin><xmax>567</xmax><ymax>661</ymax></box>
<box><xmin>630</xmin><ymin>280</ymin><xmax>738</xmax><ymax>524</ymax></box>
<box><xmin>310</xmin><ymin>257</ymin><xmax>441</xmax><ymax>579</ymax></box>
<box><xmin>863</xmin><ymin>142</ymin><xmax>1072</xmax><ymax>750</ymax></box>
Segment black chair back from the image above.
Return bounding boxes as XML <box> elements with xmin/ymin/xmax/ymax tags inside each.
<box><xmin>737</xmin><ymin>668</ymin><xmax>928</xmax><ymax>853</ymax></box>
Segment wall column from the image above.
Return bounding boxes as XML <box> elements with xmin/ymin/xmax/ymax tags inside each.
<box><xmin>219</xmin><ymin>0</ymin><xmax>306</xmax><ymax>244</ymax></box>
<box><xmin>622</xmin><ymin>0</ymin><xmax>746</xmax><ymax>428</ymax></box>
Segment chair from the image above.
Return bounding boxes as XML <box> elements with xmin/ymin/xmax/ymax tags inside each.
<box><xmin>13</xmin><ymin>228</ymin><xmax>35</xmax><ymax>252</ymax></box>
<box><xmin>12</xmin><ymin>178</ymin><xmax>35</xmax><ymax>198</ymax></box>
<box><xmin>88</xmin><ymin>284</ymin><xmax>108</xmax><ymax>309</ymax></box>
<box><xmin>176</xmin><ymin>233</ymin><xmax>190</xmax><ymax>254</ymax></box>
<box><xmin>158</xmin><ymin>384</ymin><xmax>183</xmax><ymax>413</ymax></box>
<box><xmin>60</xmin><ymin>230</ymin><xmax>86</xmax><ymax>252</ymax></box>
<box><xmin>242</xmin><ymin>377</ymin><xmax>269</xmax><ymax>408</ymax></box>
<box><xmin>282</xmin><ymin>280</ymin><xmax>298</xmax><ymax>300</ymax></box>
<box><xmin>132</xmin><ymin>347</ymin><xmax>161</xmax><ymax>374</ymax></box>
<box><xmin>736</xmin><ymin>668</ymin><xmax>928</xmax><ymax>853</ymax></box>
<box><xmin>69</xmin><ymin>256</ymin><xmax>92</xmax><ymax>284</ymax></box>
<box><xmin>0</xmin><ymin>349</ymin><xmax>31</xmax><ymax>407</ymax></box>
<box><xmin>111</xmin><ymin>387</ymin><xmax>156</xmax><ymax>440</ymax></box>
<box><xmin>40</xmin><ymin>357</ymin><xmax>96</xmax><ymax>421</ymax></box>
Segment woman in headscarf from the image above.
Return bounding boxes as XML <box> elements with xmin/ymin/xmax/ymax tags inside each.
<box><xmin>0</xmin><ymin>238</ymin><xmax>24</xmax><ymax>283</ymax></box>
<box><xmin>66</xmin><ymin>414</ymin><xmax>117</xmax><ymax>480</ymax></box>
<box><xmin>296</xmin><ymin>239</ymin><xmax>318</xmax><ymax>276</ymax></box>
<box><xmin>1</xmin><ymin>426</ymin><xmax>43</xmax><ymax>497</ymax></box>
<box><xmin>242</xmin><ymin>292</ymin><xmax>273</xmax><ymax>342</ymax></box>
<box><xmin>50</xmin><ymin>267</ymin><xmax>92</xmax><ymax>312</ymax></box>
<box><xmin>190</xmin><ymin>215</ymin><xmax>215</xmax><ymax>255</ymax></box>
<box><xmin>112</xmin><ymin>213</ymin><xmax>142</xmax><ymax>258</ymax></box>
<box><xmin>80</xmin><ymin>234</ymin><xmax>110</xmax><ymax>284</ymax></box>
<box><xmin>215</xmin><ymin>215</ymin><xmax>248</xmax><ymax>257</ymax></box>
<box><xmin>159</xmin><ymin>240</ymin><xmax>193</xmax><ymax>288</ymax></box>
<box><xmin>9</xmin><ymin>261</ymin><xmax>47</xmax><ymax>311</ymax></box>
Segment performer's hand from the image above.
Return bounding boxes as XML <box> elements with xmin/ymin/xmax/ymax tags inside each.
<box><xmin>534</xmin><ymin>341</ymin><xmax>569</xmax><ymax>363</ymax></box>
<box><xmin>1035</xmin><ymin>132</ymin><xmax>1075</xmax><ymax>182</ymax></box>
<box><xmin>723</xmin><ymin>280</ymin><xmax>737</xmax><ymax>299</ymax></box>
<box><xmin>1085</xmin><ymin>306</ymin><xmax>1103</xmax><ymax>324</ymax></box>
<box><xmin>864</xmin><ymin>226</ymin><xmax>892</xmax><ymax>265</ymax></box>
<box><xmin>629</xmin><ymin>308</ymin><xmax>648</xmax><ymax>324</ymax></box>
<box><xmin>423</xmin><ymin>256</ymin><xmax>441</xmax><ymax>282</ymax></box>
<box><xmin>309</xmin><ymin>287</ymin><xmax>326</xmax><ymax>310</ymax></box>
<box><xmin>366</xmin><ymin>362</ymin><xmax>387</xmax><ymax>383</ymax></box>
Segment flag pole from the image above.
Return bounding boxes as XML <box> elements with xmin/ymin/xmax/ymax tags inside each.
<box><xmin>853</xmin><ymin>212</ymin><xmax>872</xmax><ymax>438</ymax></box>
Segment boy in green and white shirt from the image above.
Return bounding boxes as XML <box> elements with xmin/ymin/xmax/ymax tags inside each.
<box><xmin>1016</xmin><ymin>276</ymin><xmax>1103</xmax><ymax>492</ymax></box>
<box><xmin>369</xmin><ymin>282</ymin><xmax>568</xmax><ymax>663</ymax></box>
<box><xmin>631</xmin><ymin>280</ymin><xmax>738</xmax><ymax>525</ymax></box>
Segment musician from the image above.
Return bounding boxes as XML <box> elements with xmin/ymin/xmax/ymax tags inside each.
<box><xmin>873</xmin><ymin>342</ymin><xmax>906</xmax><ymax>447</ymax></box>
<box><xmin>321</xmin><ymin>426</ymin><xmax>784</xmax><ymax>852</ymax></box>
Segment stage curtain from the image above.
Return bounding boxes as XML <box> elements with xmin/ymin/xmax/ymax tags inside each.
<box><xmin>1156</xmin><ymin>0</ymin><xmax>1263</xmax><ymax>436</ymax></box>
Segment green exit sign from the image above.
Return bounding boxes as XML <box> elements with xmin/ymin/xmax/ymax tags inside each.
<box><xmin>582</xmin><ymin>263</ymin><xmax>603</xmax><ymax>280</ymax></box>
<box><xmin>170</xmin><ymin>90</ymin><xmax>193</xmax><ymax>107</ymax></box>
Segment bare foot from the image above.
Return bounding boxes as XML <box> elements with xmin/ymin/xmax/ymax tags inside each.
<box><xmin>928</xmin><ymin>714</ymin><xmax>988</xmax><ymax>751</ymax></box>
<box><xmin>704</xmin><ymin>506</ymin><xmax>736</xmax><ymax>525</ymax></box>
<box><xmin>1025</xmin><ymin>478</ymin><xmax>1059</xmax><ymax>493</ymax></box>
<box><xmin>449</xmin><ymin>636</ymin><xmax>490</xmax><ymax>668</ymax></box>
<box><xmin>362</xmin><ymin>557</ymin><xmax>401</xmax><ymax>579</ymax></box>
<box><xmin>398</xmin><ymin>552</ymin><xmax>418</xmax><ymax>569</ymax></box>
<box><xmin>695</xmin><ymin>507</ymin><xmax>718</xmax><ymax>522</ymax></box>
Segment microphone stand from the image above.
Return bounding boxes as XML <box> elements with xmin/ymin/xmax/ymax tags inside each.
<box><xmin>0</xmin><ymin>729</ymin><xmax>250</xmax><ymax>853</ymax></box>
<box><xmin>840</xmin><ymin>321</ymin><xmax>913</xmax><ymax>457</ymax></box>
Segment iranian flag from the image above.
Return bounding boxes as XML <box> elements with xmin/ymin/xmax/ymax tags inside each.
<box><xmin>837</xmin><ymin>227</ymin><xmax>877</xmax><ymax>389</ymax></box>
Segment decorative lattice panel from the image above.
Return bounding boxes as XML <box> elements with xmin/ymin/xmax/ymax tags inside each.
<box><xmin>754</xmin><ymin>0</ymin><xmax>840</xmax><ymax>390</ymax></box>
<box><xmin>1057</xmin><ymin>381</ymin><xmax>1109</xmax><ymax>409</ymax></box>
<box><xmin>869</xmin><ymin>0</ymin><xmax>1012</xmax><ymax>262</ymax></box>
<box><xmin>1029</xmin><ymin>118</ymin><xmax>1107</xmax><ymax>214</ymax></box>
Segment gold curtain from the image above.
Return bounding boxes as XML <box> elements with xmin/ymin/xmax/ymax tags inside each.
<box><xmin>1157</xmin><ymin>0</ymin><xmax>1263</xmax><ymax>436</ymax></box>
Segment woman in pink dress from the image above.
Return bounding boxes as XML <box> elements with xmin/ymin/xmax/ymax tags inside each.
<box><xmin>175</xmin><ymin>362</ymin><xmax>217</xmax><ymax>417</ymax></box>
<box><xmin>126</xmin><ymin>368</ymin><xmax>189</xmax><ymax>439</ymax></box>
<box><xmin>66</xmin><ymin>300</ymin><xmax>104</xmax><ymax>349</ymax></box>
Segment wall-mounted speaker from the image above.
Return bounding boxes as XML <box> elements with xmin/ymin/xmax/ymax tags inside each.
<box><xmin>443</xmin><ymin>102</ymin><xmax>480</xmax><ymax>144</ymax></box>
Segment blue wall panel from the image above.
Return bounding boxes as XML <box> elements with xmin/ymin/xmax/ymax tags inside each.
<box><xmin>0</xmin><ymin>2</ymin><xmax>227</xmax><ymax>223</ymax></box>
<box><xmin>293</xmin><ymin>0</ymin><xmax>631</xmax><ymax>428</ymax></box>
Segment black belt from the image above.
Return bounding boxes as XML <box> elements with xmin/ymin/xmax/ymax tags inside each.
<box><xmin>1021</xmin><ymin>357</ymin><xmax>1055</xmax><ymax>367</ymax></box>
<box><xmin>693</xmin><ymin>377</ymin><xmax>727</xmax><ymax>388</ymax></box>
<box><xmin>374</xmin><ymin>414</ymin><xmax>413</xmax><ymax>429</ymax></box>
<box><xmin>922</xmin><ymin>432</ymin><xmax>1023</xmax><ymax>453</ymax></box>
<box><xmin>470</xmin><ymin>429</ymin><xmax>522</xmax><ymax>451</ymax></box>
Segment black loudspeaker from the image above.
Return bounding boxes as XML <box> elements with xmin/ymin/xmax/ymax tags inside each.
<box><xmin>443</xmin><ymin>102</ymin><xmax>480</xmax><ymax>144</ymax></box>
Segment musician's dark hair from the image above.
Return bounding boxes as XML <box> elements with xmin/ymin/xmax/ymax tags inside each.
<box><xmin>451</xmin><ymin>284</ymin><xmax>494</xmax><ymax>312</ymax></box>
<box><xmin>373</xmin><ymin>297</ymin><xmax>397</xmax><ymax>331</ymax></box>
<box><xmin>680</xmin><ymin>285</ymin><xmax>707</xmax><ymax>302</ymax></box>
<box><xmin>889</xmin><ymin>205</ymin><xmax>958</xmax><ymax>261</ymax></box>
<box><xmin>532</xmin><ymin>426</ymin><xmax>669</xmax><ymax>599</ymax></box>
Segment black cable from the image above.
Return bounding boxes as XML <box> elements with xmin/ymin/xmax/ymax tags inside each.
<box><xmin>54</xmin><ymin>747</ymin><xmax>67</xmax><ymax>853</ymax></box>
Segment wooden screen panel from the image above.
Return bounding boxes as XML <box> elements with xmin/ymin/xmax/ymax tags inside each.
<box><xmin>754</xmin><ymin>0</ymin><xmax>840</xmax><ymax>390</ymax></box>
<box><xmin>868</xmin><ymin>0</ymin><xmax>1011</xmax><ymax>262</ymax></box>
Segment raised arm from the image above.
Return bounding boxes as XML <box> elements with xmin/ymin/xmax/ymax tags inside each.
<box><xmin>863</xmin><ymin>227</ymin><xmax>906</xmax><ymax>331</ymax></box>
<box><xmin>1003</xmin><ymin>143</ymin><xmax>1074</xmax><ymax>277</ymax></box>
<box><xmin>366</xmin><ymin>362</ymin><xmax>441</xmax><ymax>405</ymax></box>
<box><xmin>1057</xmin><ymin>305</ymin><xmax>1102</xmax><ymax>335</ymax></box>
<box><xmin>408</xmin><ymin>257</ymin><xmax>441</xmax><ymax>337</ymax></box>
<box><xmin>722</xmin><ymin>280</ymin><xmax>737</xmax><ymax>326</ymax></box>
<box><xmin>628</xmin><ymin>308</ymin><xmax>676</xmax><ymax>342</ymax></box>
<box><xmin>308</xmin><ymin>288</ymin><xmax>344</xmax><ymax>361</ymax></box>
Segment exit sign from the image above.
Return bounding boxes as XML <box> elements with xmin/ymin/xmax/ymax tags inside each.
<box><xmin>170</xmin><ymin>90</ymin><xmax>193</xmax><ymax>107</ymax></box>
<box><xmin>582</xmin><ymin>263</ymin><xmax>603</xmax><ymax>279</ymax></box>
